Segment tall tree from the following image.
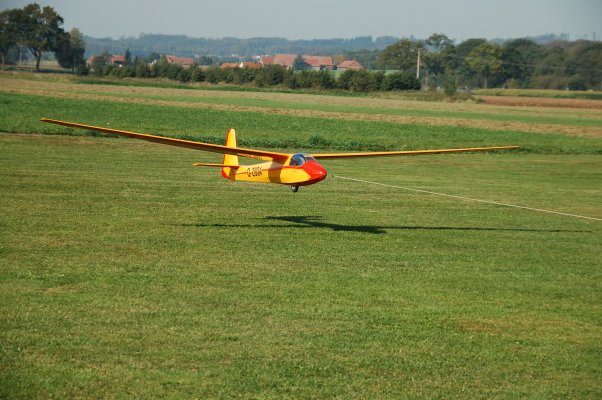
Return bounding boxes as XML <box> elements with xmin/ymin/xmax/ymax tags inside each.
<box><xmin>378</xmin><ymin>39</ymin><xmax>421</xmax><ymax>72</ymax></box>
<box><xmin>455</xmin><ymin>38</ymin><xmax>487</xmax><ymax>87</ymax></box>
<box><xmin>535</xmin><ymin>45</ymin><xmax>565</xmax><ymax>76</ymax></box>
<box><xmin>465</xmin><ymin>43</ymin><xmax>502</xmax><ymax>88</ymax></box>
<box><xmin>124</xmin><ymin>48</ymin><xmax>132</xmax><ymax>67</ymax></box>
<box><xmin>55</xmin><ymin>28</ymin><xmax>86</xmax><ymax>71</ymax></box>
<box><xmin>455</xmin><ymin>38</ymin><xmax>487</xmax><ymax>59</ymax></box>
<box><xmin>13</xmin><ymin>3</ymin><xmax>66</xmax><ymax>72</ymax></box>
<box><xmin>501</xmin><ymin>38</ymin><xmax>541</xmax><ymax>87</ymax></box>
<box><xmin>563</xmin><ymin>41</ymin><xmax>602</xmax><ymax>89</ymax></box>
<box><xmin>0</xmin><ymin>10</ymin><xmax>18</xmax><ymax>69</ymax></box>
<box><xmin>423</xmin><ymin>33</ymin><xmax>455</xmax><ymax>87</ymax></box>
<box><xmin>90</xmin><ymin>50</ymin><xmax>110</xmax><ymax>75</ymax></box>
<box><xmin>293</xmin><ymin>54</ymin><xmax>310</xmax><ymax>70</ymax></box>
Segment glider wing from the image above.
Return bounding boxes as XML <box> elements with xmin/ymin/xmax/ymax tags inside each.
<box><xmin>312</xmin><ymin>146</ymin><xmax>519</xmax><ymax>160</ymax></box>
<box><xmin>40</xmin><ymin>118</ymin><xmax>290</xmax><ymax>162</ymax></box>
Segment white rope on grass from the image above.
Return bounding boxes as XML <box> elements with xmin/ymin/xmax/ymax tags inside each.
<box><xmin>333</xmin><ymin>175</ymin><xmax>602</xmax><ymax>222</ymax></box>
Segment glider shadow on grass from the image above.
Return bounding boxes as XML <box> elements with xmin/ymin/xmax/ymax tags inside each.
<box><xmin>181</xmin><ymin>215</ymin><xmax>591</xmax><ymax>235</ymax></box>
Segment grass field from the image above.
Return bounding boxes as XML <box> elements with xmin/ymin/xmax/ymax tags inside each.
<box><xmin>1</xmin><ymin>72</ymin><xmax>601</xmax><ymax>399</ymax></box>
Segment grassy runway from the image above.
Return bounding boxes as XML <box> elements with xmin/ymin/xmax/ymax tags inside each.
<box><xmin>1</xmin><ymin>73</ymin><xmax>601</xmax><ymax>399</ymax></box>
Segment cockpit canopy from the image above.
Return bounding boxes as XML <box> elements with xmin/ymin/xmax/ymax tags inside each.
<box><xmin>289</xmin><ymin>153</ymin><xmax>317</xmax><ymax>166</ymax></box>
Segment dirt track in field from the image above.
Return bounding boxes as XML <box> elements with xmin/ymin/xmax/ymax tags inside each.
<box><xmin>477</xmin><ymin>95</ymin><xmax>602</xmax><ymax>110</ymax></box>
<box><xmin>2</xmin><ymin>75</ymin><xmax>601</xmax><ymax>138</ymax></box>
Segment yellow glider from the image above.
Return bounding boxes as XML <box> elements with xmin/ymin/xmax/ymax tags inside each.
<box><xmin>40</xmin><ymin>118</ymin><xmax>519</xmax><ymax>192</ymax></box>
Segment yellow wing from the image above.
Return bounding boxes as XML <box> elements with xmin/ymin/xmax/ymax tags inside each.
<box><xmin>41</xmin><ymin>118</ymin><xmax>518</xmax><ymax>162</ymax></box>
<box><xmin>312</xmin><ymin>146</ymin><xmax>519</xmax><ymax>159</ymax></box>
<box><xmin>40</xmin><ymin>118</ymin><xmax>290</xmax><ymax>162</ymax></box>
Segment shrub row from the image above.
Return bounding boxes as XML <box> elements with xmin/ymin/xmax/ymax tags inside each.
<box><xmin>89</xmin><ymin>61</ymin><xmax>420</xmax><ymax>92</ymax></box>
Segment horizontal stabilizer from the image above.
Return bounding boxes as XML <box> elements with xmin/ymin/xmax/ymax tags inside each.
<box><xmin>192</xmin><ymin>163</ymin><xmax>240</xmax><ymax>168</ymax></box>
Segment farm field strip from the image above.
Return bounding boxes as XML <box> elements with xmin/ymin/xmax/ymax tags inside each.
<box><xmin>6</xmin><ymin>74</ymin><xmax>601</xmax><ymax>120</ymax></box>
<box><xmin>4</xmin><ymin>92</ymin><xmax>602</xmax><ymax>156</ymax></box>
<box><xmin>476</xmin><ymin>88</ymin><xmax>602</xmax><ymax>101</ymax></box>
<box><xmin>2</xmin><ymin>75</ymin><xmax>601</xmax><ymax>138</ymax></box>
<box><xmin>71</xmin><ymin>90</ymin><xmax>602</xmax><ymax>127</ymax></box>
<box><xmin>478</xmin><ymin>95</ymin><xmax>602</xmax><ymax>110</ymax></box>
<box><xmin>3</xmin><ymin>72</ymin><xmax>601</xmax><ymax>114</ymax></box>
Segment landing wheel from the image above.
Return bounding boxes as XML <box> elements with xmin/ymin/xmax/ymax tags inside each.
<box><xmin>291</xmin><ymin>185</ymin><xmax>299</xmax><ymax>193</ymax></box>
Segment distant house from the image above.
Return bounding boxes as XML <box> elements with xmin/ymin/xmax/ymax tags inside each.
<box><xmin>221</xmin><ymin>62</ymin><xmax>262</xmax><ymax>69</ymax></box>
<box><xmin>270</xmin><ymin>54</ymin><xmax>334</xmax><ymax>70</ymax></box>
<box><xmin>220</xmin><ymin>62</ymin><xmax>239</xmax><ymax>69</ymax></box>
<box><xmin>337</xmin><ymin>60</ymin><xmax>363</xmax><ymax>71</ymax></box>
<box><xmin>110</xmin><ymin>55</ymin><xmax>125</xmax><ymax>66</ymax></box>
<box><xmin>87</xmin><ymin>54</ymin><xmax>125</xmax><ymax>67</ymax></box>
<box><xmin>240</xmin><ymin>62</ymin><xmax>261</xmax><ymax>69</ymax></box>
<box><xmin>165</xmin><ymin>55</ymin><xmax>195</xmax><ymax>68</ymax></box>
<box><xmin>260</xmin><ymin>56</ymin><xmax>274</xmax><ymax>66</ymax></box>
<box><xmin>303</xmin><ymin>56</ymin><xmax>334</xmax><ymax>71</ymax></box>
<box><xmin>272</xmin><ymin>54</ymin><xmax>297</xmax><ymax>69</ymax></box>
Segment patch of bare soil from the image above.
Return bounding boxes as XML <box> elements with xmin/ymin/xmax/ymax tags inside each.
<box><xmin>477</xmin><ymin>95</ymin><xmax>602</xmax><ymax>110</ymax></box>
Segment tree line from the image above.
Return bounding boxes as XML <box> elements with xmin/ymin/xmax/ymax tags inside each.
<box><xmin>89</xmin><ymin>52</ymin><xmax>420</xmax><ymax>92</ymax></box>
<box><xmin>84</xmin><ymin>34</ymin><xmax>400</xmax><ymax>59</ymax></box>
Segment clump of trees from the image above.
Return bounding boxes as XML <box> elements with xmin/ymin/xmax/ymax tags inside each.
<box><xmin>0</xmin><ymin>3</ymin><xmax>86</xmax><ymax>72</ymax></box>
<box><xmin>377</xmin><ymin>34</ymin><xmax>602</xmax><ymax>91</ymax></box>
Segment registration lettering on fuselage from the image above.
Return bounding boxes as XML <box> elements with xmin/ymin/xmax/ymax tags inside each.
<box><xmin>247</xmin><ymin>166</ymin><xmax>263</xmax><ymax>177</ymax></box>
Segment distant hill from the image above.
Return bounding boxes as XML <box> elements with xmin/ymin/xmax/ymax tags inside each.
<box><xmin>490</xmin><ymin>33</ymin><xmax>571</xmax><ymax>45</ymax></box>
<box><xmin>83</xmin><ymin>33</ymin><xmax>581</xmax><ymax>71</ymax></box>
<box><xmin>84</xmin><ymin>34</ymin><xmax>401</xmax><ymax>58</ymax></box>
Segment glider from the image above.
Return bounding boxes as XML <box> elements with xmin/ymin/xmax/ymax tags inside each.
<box><xmin>40</xmin><ymin>118</ymin><xmax>519</xmax><ymax>192</ymax></box>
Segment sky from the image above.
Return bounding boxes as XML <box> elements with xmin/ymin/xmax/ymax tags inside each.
<box><xmin>2</xmin><ymin>0</ymin><xmax>601</xmax><ymax>42</ymax></box>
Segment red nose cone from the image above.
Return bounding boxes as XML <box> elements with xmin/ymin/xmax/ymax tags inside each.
<box><xmin>303</xmin><ymin>161</ymin><xmax>327</xmax><ymax>183</ymax></box>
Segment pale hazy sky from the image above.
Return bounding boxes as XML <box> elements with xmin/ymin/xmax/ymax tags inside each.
<box><xmin>2</xmin><ymin>0</ymin><xmax>601</xmax><ymax>41</ymax></box>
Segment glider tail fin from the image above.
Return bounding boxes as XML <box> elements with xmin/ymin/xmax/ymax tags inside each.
<box><xmin>221</xmin><ymin>128</ymin><xmax>238</xmax><ymax>179</ymax></box>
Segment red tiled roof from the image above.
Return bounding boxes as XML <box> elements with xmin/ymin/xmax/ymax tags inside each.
<box><xmin>221</xmin><ymin>63</ymin><xmax>239</xmax><ymax>69</ymax></box>
<box><xmin>261</xmin><ymin>56</ymin><xmax>274</xmax><ymax>65</ymax></box>
<box><xmin>272</xmin><ymin>54</ymin><xmax>297</xmax><ymax>68</ymax></box>
<box><xmin>271</xmin><ymin>54</ymin><xmax>334</xmax><ymax>69</ymax></box>
<box><xmin>303</xmin><ymin>55</ymin><xmax>333</xmax><ymax>68</ymax></box>
<box><xmin>338</xmin><ymin>60</ymin><xmax>363</xmax><ymax>69</ymax></box>
<box><xmin>222</xmin><ymin>62</ymin><xmax>263</xmax><ymax>69</ymax></box>
<box><xmin>165</xmin><ymin>55</ymin><xmax>194</xmax><ymax>66</ymax></box>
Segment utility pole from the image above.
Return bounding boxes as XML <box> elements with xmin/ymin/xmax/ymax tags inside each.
<box><xmin>416</xmin><ymin>48</ymin><xmax>421</xmax><ymax>80</ymax></box>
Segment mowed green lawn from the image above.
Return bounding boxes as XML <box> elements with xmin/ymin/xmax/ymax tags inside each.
<box><xmin>1</xmin><ymin>84</ymin><xmax>601</xmax><ymax>398</ymax></box>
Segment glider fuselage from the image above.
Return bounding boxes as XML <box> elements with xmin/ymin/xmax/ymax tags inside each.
<box><xmin>221</xmin><ymin>153</ymin><xmax>326</xmax><ymax>187</ymax></box>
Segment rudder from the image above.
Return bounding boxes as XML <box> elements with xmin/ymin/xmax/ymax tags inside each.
<box><xmin>221</xmin><ymin>128</ymin><xmax>238</xmax><ymax>179</ymax></box>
